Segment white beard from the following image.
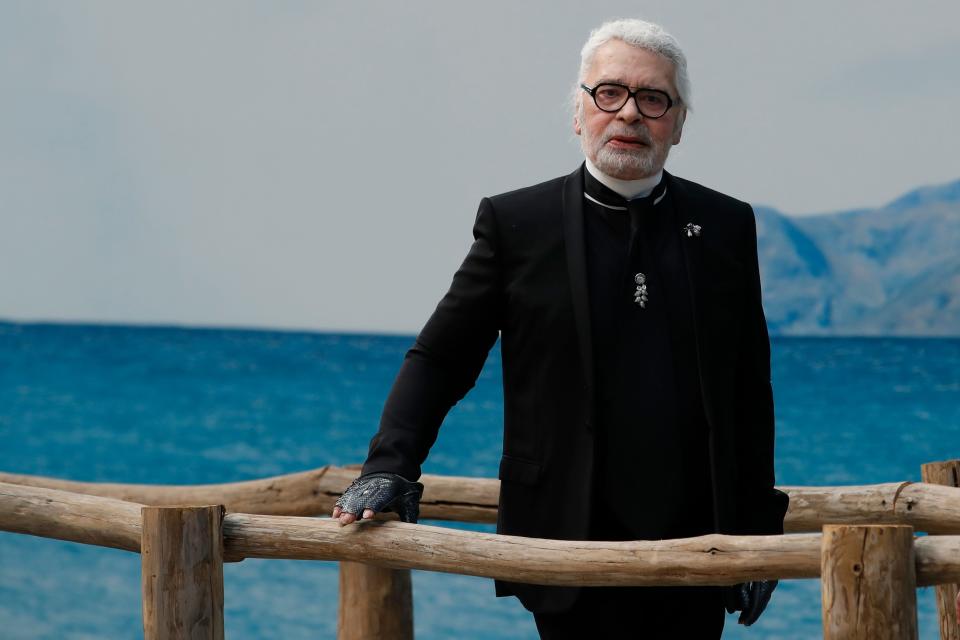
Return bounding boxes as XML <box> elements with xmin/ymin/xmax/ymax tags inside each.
<box><xmin>592</xmin><ymin>141</ymin><xmax>668</xmax><ymax>179</ymax></box>
<box><xmin>579</xmin><ymin>106</ymin><xmax>673</xmax><ymax>180</ymax></box>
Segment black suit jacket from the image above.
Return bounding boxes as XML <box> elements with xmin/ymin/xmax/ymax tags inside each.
<box><xmin>362</xmin><ymin>166</ymin><xmax>789</xmax><ymax>613</ymax></box>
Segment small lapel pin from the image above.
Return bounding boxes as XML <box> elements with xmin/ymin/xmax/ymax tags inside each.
<box><xmin>683</xmin><ymin>222</ymin><xmax>702</xmax><ymax>238</ymax></box>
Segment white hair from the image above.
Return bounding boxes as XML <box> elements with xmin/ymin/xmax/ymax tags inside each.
<box><xmin>577</xmin><ymin>18</ymin><xmax>692</xmax><ymax>111</ymax></box>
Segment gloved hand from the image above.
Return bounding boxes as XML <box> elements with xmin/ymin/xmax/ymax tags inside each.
<box><xmin>724</xmin><ymin>580</ymin><xmax>777</xmax><ymax>626</ymax></box>
<box><xmin>332</xmin><ymin>472</ymin><xmax>424</xmax><ymax>525</ymax></box>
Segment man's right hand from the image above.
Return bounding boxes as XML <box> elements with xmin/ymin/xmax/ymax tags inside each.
<box><xmin>332</xmin><ymin>472</ymin><xmax>424</xmax><ymax>526</ymax></box>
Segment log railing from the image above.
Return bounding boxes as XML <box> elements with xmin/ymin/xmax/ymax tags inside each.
<box><xmin>5</xmin><ymin>466</ymin><xmax>960</xmax><ymax>533</ymax></box>
<box><xmin>2</xmin><ymin>460</ymin><xmax>960</xmax><ymax>639</ymax></box>
<box><xmin>5</xmin><ymin>481</ymin><xmax>960</xmax><ymax>585</ymax></box>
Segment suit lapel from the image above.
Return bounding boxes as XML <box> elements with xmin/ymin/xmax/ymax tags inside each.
<box><xmin>667</xmin><ymin>172</ymin><xmax>715</xmax><ymax>423</ymax></box>
<box><xmin>561</xmin><ymin>165</ymin><xmax>595</xmax><ymax>426</ymax></box>
<box><xmin>667</xmin><ymin>171</ymin><xmax>730</xmax><ymax>533</ymax></box>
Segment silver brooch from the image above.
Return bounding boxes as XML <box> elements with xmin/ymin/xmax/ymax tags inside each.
<box><xmin>684</xmin><ymin>222</ymin><xmax>702</xmax><ymax>237</ymax></box>
<box><xmin>634</xmin><ymin>272</ymin><xmax>648</xmax><ymax>308</ymax></box>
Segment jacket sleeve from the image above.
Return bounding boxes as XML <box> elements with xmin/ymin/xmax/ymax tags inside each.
<box><xmin>733</xmin><ymin>205</ymin><xmax>789</xmax><ymax>534</ymax></box>
<box><xmin>361</xmin><ymin>198</ymin><xmax>503</xmax><ymax>480</ymax></box>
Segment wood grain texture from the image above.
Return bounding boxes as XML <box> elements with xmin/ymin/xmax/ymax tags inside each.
<box><xmin>226</xmin><ymin>515</ymin><xmax>822</xmax><ymax>586</ymax></box>
<box><xmin>922</xmin><ymin>459</ymin><xmax>960</xmax><ymax>640</ymax></box>
<box><xmin>338</xmin><ymin>562</ymin><xmax>413</xmax><ymax>640</ymax></box>
<box><xmin>222</xmin><ymin>515</ymin><xmax>960</xmax><ymax>587</ymax></box>
<box><xmin>4</xmin><ymin>469</ymin><xmax>960</xmax><ymax>533</ymax></box>
<box><xmin>0</xmin><ymin>467</ymin><xmax>501</xmax><ymax>522</ymax></box>
<box><xmin>782</xmin><ymin>482</ymin><xmax>960</xmax><ymax>534</ymax></box>
<box><xmin>141</xmin><ymin>506</ymin><xmax>224</xmax><ymax>640</ymax></box>
<box><xmin>3</xmin><ymin>482</ymin><xmax>960</xmax><ymax>588</ymax></box>
<box><xmin>3</xmin><ymin>480</ymin><xmax>960</xmax><ymax>586</ymax></box>
<box><xmin>821</xmin><ymin>525</ymin><xmax>917</xmax><ymax>640</ymax></box>
<box><xmin>0</xmin><ymin>481</ymin><xmax>141</xmax><ymax>551</ymax></box>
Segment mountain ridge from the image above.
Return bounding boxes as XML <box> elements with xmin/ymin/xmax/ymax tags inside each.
<box><xmin>756</xmin><ymin>178</ymin><xmax>960</xmax><ymax>335</ymax></box>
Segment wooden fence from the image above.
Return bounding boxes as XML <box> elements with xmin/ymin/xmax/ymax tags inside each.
<box><xmin>1</xmin><ymin>459</ymin><xmax>959</xmax><ymax>639</ymax></box>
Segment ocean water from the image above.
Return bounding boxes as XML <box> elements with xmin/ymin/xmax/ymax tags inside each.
<box><xmin>1</xmin><ymin>322</ymin><xmax>958</xmax><ymax>639</ymax></box>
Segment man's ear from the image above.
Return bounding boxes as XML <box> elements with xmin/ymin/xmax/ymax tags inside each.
<box><xmin>573</xmin><ymin>97</ymin><xmax>582</xmax><ymax>136</ymax></box>
<box><xmin>672</xmin><ymin>108</ymin><xmax>686</xmax><ymax>145</ymax></box>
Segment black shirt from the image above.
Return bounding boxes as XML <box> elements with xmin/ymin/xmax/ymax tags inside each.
<box><xmin>582</xmin><ymin>168</ymin><xmax>713</xmax><ymax>540</ymax></box>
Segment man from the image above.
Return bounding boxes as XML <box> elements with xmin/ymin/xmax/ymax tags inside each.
<box><xmin>333</xmin><ymin>18</ymin><xmax>788</xmax><ymax>638</ymax></box>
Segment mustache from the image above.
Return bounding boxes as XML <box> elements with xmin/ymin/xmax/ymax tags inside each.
<box><xmin>602</xmin><ymin>126</ymin><xmax>653</xmax><ymax>145</ymax></box>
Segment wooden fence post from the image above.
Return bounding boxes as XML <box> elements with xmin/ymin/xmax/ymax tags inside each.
<box><xmin>141</xmin><ymin>505</ymin><xmax>225</xmax><ymax>640</ymax></box>
<box><xmin>922</xmin><ymin>459</ymin><xmax>960</xmax><ymax>640</ymax></box>
<box><xmin>338</xmin><ymin>562</ymin><xmax>414</xmax><ymax>640</ymax></box>
<box><xmin>821</xmin><ymin>524</ymin><xmax>917</xmax><ymax>640</ymax></box>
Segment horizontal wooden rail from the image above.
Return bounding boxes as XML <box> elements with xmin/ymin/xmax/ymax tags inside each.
<box><xmin>785</xmin><ymin>481</ymin><xmax>960</xmax><ymax>535</ymax></box>
<box><xmin>1</xmin><ymin>481</ymin><xmax>142</xmax><ymax>552</ymax></box>
<box><xmin>4</xmin><ymin>467</ymin><xmax>960</xmax><ymax>533</ymax></box>
<box><xmin>225</xmin><ymin>514</ymin><xmax>824</xmax><ymax>586</ymax></box>
<box><xmin>0</xmin><ymin>467</ymin><xmax>341</xmax><ymax>517</ymax></box>
<box><xmin>3</xmin><ymin>482</ymin><xmax>960</xmax><ymax>588</ymax></box>
<box><xmin>0</xmin><ymin>466</ymin><xmax>498</xmax><ymax>523</ymax></box>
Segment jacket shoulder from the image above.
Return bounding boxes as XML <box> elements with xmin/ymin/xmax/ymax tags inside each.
<box><xmin>486</xmin><ymin>175</ymin><xmax>567</xmax><ymax>211</ymax></box>
<box><xmin>669</xmin><ymin>173</ymin><xmax>752</xmax><ymax>217</ymax></box>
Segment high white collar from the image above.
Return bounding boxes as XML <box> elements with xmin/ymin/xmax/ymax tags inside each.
<box><xmin>584</xmin><ymin>157</ymin><xmax>663</xmax><ymax>201</ymax></box>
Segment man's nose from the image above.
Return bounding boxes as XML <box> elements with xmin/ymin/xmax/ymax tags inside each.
<box><xmin>616</xmin><ymin>96</ymin><xmax>644</xmax><ymax>123</ymax></box>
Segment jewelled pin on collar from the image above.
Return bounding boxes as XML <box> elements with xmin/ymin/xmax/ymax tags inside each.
<box><xmin>684</xmin><ymin>223</ymin><xmax>702</xmax><ymax>237</ymax></box>
<box><xmin>634</xmin><ymin>272</ymin><xmax>648</xmax><ymax>308</ymax></box>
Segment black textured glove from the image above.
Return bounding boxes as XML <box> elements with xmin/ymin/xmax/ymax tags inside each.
<box><xmin>724</xmin><ymin>580</ymin><xmax>777</xmax><ymax>626</ymax></box>
<box><xmin>335</xmin><ymin>472</ymin><xmax>425</xmax><ymax>523</ymax></box>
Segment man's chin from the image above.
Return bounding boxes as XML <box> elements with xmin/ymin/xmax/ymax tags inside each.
<box><xmin>595</xmin><ymin>156</ymin><xmax>663</xmax><ymax>180</ymax></box>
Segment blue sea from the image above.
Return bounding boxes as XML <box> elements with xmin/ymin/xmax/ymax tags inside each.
<box><xmin>1</xmin><ymin>322</ymin><xmax>958</xmax><ymax>639</ymax></box>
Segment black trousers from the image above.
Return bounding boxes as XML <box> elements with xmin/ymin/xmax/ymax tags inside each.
<box><xmin>532</xmin><ymin>584</ymin><xmax>724</xmax><ymax>639</ymax></box>
<box><xmin>532</xmin><ymin>509</ymin><xmax>725</xmax><ymax>639</ymax></box>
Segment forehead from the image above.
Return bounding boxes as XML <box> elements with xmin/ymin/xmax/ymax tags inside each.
<box><xmin>585</xmin><ymin>39</ymin><xmax>677</xmax><ymax>93</ymax></box>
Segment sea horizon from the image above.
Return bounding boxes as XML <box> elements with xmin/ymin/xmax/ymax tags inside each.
<box><xmin>4</xmin><ymin>317</ymin><xmax>959</xmax><ymax>340</ymax></box>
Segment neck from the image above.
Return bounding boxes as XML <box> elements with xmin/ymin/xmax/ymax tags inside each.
<box><xmin>584</xmin><ymin>158</ymin><xmax>663</xmax><ymax>200</ymax></box>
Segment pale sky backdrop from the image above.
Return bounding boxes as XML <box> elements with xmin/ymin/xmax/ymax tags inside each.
<box><xmin>2</xmin><ymin>1</ymin><xmax>958</xmax><ymax>333</ymax></box>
